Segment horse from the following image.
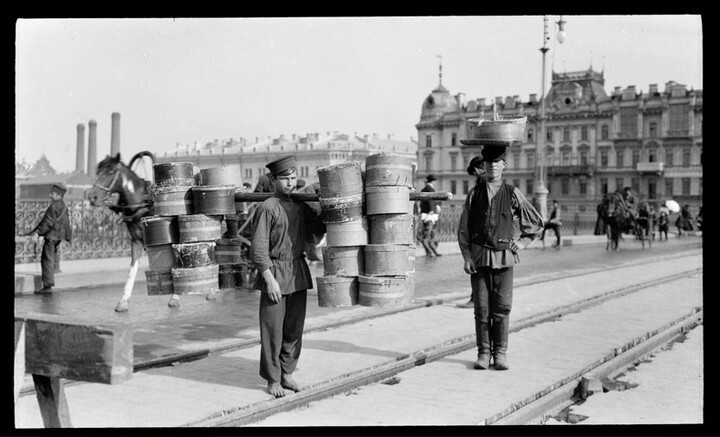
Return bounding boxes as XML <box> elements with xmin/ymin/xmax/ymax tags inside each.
<box><xmin>87</xmin><ymin>152</ymin><xmax>182</xmax><ymax>312</ymax></box>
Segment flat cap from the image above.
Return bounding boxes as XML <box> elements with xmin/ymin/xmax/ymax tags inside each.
<box><xmin>426</xmin><ymin>174</ymin><xmax>436</xmax><ymax>182</ymax></box>
<box><xmin>51</xmin><ymin>183</ymin><xmax>67</xmax><ymax>195</ymax></box>
<box><xmin>265</xmin><ymin>155</ymin><xmax>297</xmax><ymax>176</ymax></box>
<box><xmin>480</xmin><ymin>145</ymin><xmax>508</xmax><ymax>162</ymax></box>
<box><xmin>466</xmin><ymin>156</ymin><xmax>484</xmax><ymax>175</ymax></box>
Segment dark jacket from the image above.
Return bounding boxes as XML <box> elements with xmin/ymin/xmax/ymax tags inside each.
<box><xmin>419</xmin><ymin>183</ymin><xmax>437</xmax><ymax>213</ymax></box>
<box><xmin>468</xmin><ymin>181</ymin><xmax>515</xmax><ymax>251</ymax></box>
<box><xmin>33</xmin><ymin>199</ymin><xmax>72</xmax><ymax>242</ymax></box>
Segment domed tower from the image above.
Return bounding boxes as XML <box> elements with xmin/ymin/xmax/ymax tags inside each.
<box><xmin>419</xmin><ymin>57</ymin><xmax>458</xmax><ymax>121</ymax></box>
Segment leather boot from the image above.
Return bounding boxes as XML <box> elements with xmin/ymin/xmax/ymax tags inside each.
<box><xmin>492</xmin><ymin>317</ymin><xmax>510</xmax><ymax>370</ymax></box>
<box><xmin>473</xmin><ymin>322</ymin><xmax>492</xmax><ymax>370</ymax></box>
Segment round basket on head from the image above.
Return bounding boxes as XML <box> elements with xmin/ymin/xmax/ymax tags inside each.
<box><xmin>460</xmin><ymin>115</ymin><xmax>527</xmax><ymax>146</ymax></box>
<box><xmin>153</xmin><ymin>162</ymin><xmax>195</xmax><ymax>188</ymax></box>
<box><xmin>364</xmin><ymin>153</ymin><xmax>414</xmax><ymax>188</ymax></box>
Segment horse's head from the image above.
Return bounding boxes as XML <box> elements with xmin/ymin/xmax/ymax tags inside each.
<box><xmin>88</xmin><ymin>154</ymin><xmax>124</xmax><ymax>207</ymax></box>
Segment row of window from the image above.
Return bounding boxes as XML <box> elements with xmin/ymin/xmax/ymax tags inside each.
<box><xmin>243</xmin><ymin>165</ymin><xmax>313</xmax><ymax>181</ymax></box>
<box><xmin>447</xmin><ymin>176</ymin><xmax>698</xmax><ymax>198</ymax></box>
<box><xmin>430</xmin><ymin>146</ymin><xmax>697</xmax><ymax>173</ymax></box>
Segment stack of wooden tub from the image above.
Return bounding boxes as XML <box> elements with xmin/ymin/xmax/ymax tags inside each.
<box><xmin>315</xmin><ymin>162</ymin><xmax>366</xmax><ymax>307</ymax></box>
<box><xmin>360</xmin><ymin>153</ymin><xmax>416</xmax><ymax>307</ymax></box>
<box><xmin>199</xmin><ymin>165</ymin><xmax>248</xmax><ymax>290</ymax></box>
<box><xmin>142</xmin><ymin>162</ymin><xmax>196</xmax><ymax>296</ymax></box>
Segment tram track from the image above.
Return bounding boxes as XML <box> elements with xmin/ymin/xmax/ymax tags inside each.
<box><xmin>189</xmin><ymin>265</ymin><xmax>702</xmax><ymax>427</ymax></box>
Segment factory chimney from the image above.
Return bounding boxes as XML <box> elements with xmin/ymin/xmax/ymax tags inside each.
<box><xmin>87</xmin><ymin>119</ymin><xmax>98</xmax><ymax>177</ymax></box>
<box><xmin>110</xmin><ymin>112</ymin><xmax>120</xmax><ymax>157</ymax></box>
<box><xmin>75</xmin><ymin>123</ymin><xmax>85</xmax><ymax>173</ymax></box>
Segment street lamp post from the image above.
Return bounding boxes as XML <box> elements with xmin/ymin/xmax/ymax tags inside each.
<box><xmin>533</xmin><ymin>15</ymin><xmax>566</xmax><ymax>221</ymax></box>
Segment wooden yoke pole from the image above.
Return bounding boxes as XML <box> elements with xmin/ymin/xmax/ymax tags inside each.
<box><xmin>235</xmin><ymin>191</ymin><xmax>453</xmax><ymax>203</ymax></box>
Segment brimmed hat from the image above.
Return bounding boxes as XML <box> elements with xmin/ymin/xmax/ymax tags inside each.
<box><xmin>266</xmin><ymin>155</ymin><xmax>297</xmax><ymax>176</ymax></box>
<box><xmin>50</xmin><ymin>183</ymin><xmax>67</xmax><ymax>195</ymax></box>
<box><xmin>466</xmin><ymin>156</ymin><xmax>484</xmax><ymax>175</ymax></box>
<box><xmin>426</xmin><ymin>174</ymin><xmax>436</xmax><ymax>182</ymax></box>
<box><xmin>480</xmin><ymin>145</ymin><xmax>508</xmax><ymax>162</ymax></box>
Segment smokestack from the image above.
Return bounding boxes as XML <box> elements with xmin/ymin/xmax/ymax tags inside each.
<box><xmin>75</xmin><ymin>123</ymin><xmax>85</xmax><ymax>173</ymax></box>
<box><xmin>87</xmin><ymin>119</ymin><xmax>97</xmax><ymax>177</ymax></box>
<box><xmin>110</xmin><ymin>112</ymin><xmax>120</xmax><ymax>157</ymax></box>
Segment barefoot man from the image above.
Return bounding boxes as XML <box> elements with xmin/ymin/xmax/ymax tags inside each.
<box><xmin>250</xmin><ymin>155</ymin><xmax>326</xmax><ymax>397</ymax></box>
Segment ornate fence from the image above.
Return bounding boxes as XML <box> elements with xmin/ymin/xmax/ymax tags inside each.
<box><xmin>15</xmin><ymin>200</ymin><xmax>131</xmax><ymax>264</ymax></box>
<box><xmin>16</xmin><ymin>198</ymin><xmax>599</xmax><ymax>264</ymax></box>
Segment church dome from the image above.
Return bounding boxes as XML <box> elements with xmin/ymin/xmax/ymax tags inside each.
<box><xmin>420</xmin><ymin>83</ymin><xmax>458</xmax><ymax>120</ymax></box>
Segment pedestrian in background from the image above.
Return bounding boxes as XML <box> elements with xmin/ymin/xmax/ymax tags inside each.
<box><xmin>675</xmin><ymin>204</ymin><xmax>693</xmax><ymax>236</ymax></box>
<box><xmin>540</xmin><ymin>199</ymin><xmax>562</xmax><ymax>249</ymax></box>
<box><xmin>457</xmin><ymin>155</ymin><xmax>485</xmax><ymax>309</ymax></box>
<box><xmin>657</xmin><ymin>208</ymin><xmax>670</xmax><ymax>241</ymax></box>
<box><xmin>254</xmin><ymin>171</ymin><xmax>276</xmax><ymax>193</ymax></box>
<box><xmin>457</xmin><ymin>145</ymin><xmax>544</xmax><ymax>370</ymax></box>
<box><xmin>418</xmin><ymin>174</ymin><xmax>442</xmax><ymax>257</ymax></box>
<box><xmin>25</xmin><ymin>184</ymin><xmax>72</xmax><ymax>294</ymax></box>
<box><xmin>250</xmin><ymin>155</ymin><xmax>326</xmax><ymax>398</ymax></box>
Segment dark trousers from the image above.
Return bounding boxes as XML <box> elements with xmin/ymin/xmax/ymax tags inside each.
<box><xmin>541</xmin><ymin>223</ymin><xmax>561</xmax><ymax>246</ymax></box>
<box><xmin>41</xmin><ymin>239</ymin><xmax>61</xmax><ymax>288</ymax></box>
<box><xmin>471</xmin><ymin>266</ymin><xmax>513</xmax><ymax>356</ymax></box>
<box><xmin>259</xmin><ymin>289</ymin><xmax>307</xmax><ymax>383</ymax></box>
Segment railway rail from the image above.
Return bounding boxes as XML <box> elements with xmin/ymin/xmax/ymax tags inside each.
<box><xmin>15</xmin><ymin>252</ymin><xmax>703</xmax><ymax>427</ymax></box>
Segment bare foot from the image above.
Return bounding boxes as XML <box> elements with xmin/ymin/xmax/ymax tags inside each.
<box><xmin>281</xmin><ymin>374</ymin><xmax>302</xmax><ymax>392</ymax></box>
<box><xmin>267</xmin><ymin>382</ymin><xmax>285</xmax><ymax>398</ymax></box>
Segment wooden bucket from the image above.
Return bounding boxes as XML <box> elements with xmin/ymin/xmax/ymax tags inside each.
<box><xmin>363</xmin><ymin>244</ymin><xmax>413</xmax><ymax>276</ymax></box>
<box><xmin>364</xmin><ymin>153</ymin><xmax>413</xmax><ymax>188</ymax></box>
<box><xmin>144</xmin><ymin>243</ymin><xmax>176</xmax><ymax>273</ymax></box>
<box><xmin>171</xmin><ymin>242</ymin><xmax>216</xmax><ymax>268</ymax></box>
<box><xmin>319</xmin><ymin>194</ymin><xmax>364</xmax><ymax>223</ymax></box>
<box><xmin>358</xmin><ymin>275</ymin><xmax>414</xmax><ymax>307</ymax></box>
<box><xmin>365</xmin><ymin>186</ymin><xmax>412</xmax><ymax>215</ymax></box>
<box><xmin>325</xmin><ymin>218</ymin><xmax>368</xmax><ymax>247</ymax></box>
<box><xmin>192</xmin><ymin>185</ymin><xmax>236</xmax><ymax>215</ymax></box>
<box><xmin>200</xmin><ymin>165</ymin><xmax>243</xmax><ymax>187</ymax></box>
<box><xmin>316</xmin><ymin>276</ymin><xmax>358</xmax><ymax>307</ymax></box>
<box><xmin>171</xmin><ymin>264</ymin><xmax>219</xmax><ymax>295</ymax></box>
<box><xmin>317</xmin><ymin>162</ymin><xmax>364</xmax><ymax>198</ymax></box>
<box><xmin>144</xmin><ymin>270</ymin><xmax>174</xmax><ymax>296</ymax></box>
<box><xmin>153</xmin><ymin>162</ymin><xmax>195</xmax><ymax>188</ymax></box>
<box><xmin>368</xmin><ymin>213</ymin><xmax>415</xmax><ymax>244</ymax></box>
<box><xmin>177</xmin><ymin>214</ymin><xmax>223</xmax><ymax>243</ymax></box>
<box><xmin>152</xmin><ymin>185</ymin><xmax>194</xmax><ymax>216</ymax></box>
<box><xmin>218</xmin><ymin>264</ymin><xmax>244</xmax><ymax>289</ymax></box>
<box><xmin>141</xmin><ymin>216</ymin><xmax>179</xmax><ymax>247</ymax></box>
<box><xmin>322</xmin><ymin>246</ymin><xmax>364</xmax><ymax>276</ymax></box>
<box><xmin>215</xmin><ymin>237</ymin><xmax>245</xmax><ymax>265</ymax></box>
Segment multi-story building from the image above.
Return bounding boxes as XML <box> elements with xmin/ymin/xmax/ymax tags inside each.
<box><xmin>415</xmin><ymin>67</ymin><xmax>703</xmax><ymax>221</ymax></box>
<box><xmin>156</xmin><ymin>131</ymin><xmax>417</xmax><ymax>189</ymax></box>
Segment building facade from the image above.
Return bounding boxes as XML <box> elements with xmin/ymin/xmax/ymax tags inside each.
<box><xmin>156</xmin><ymin>132</ymin><xmax>417</xmax><ymax>189</ymax></box>
<box><xmin>415</xmin><ymin>68</ymin><xmax>703</xmax><ymax>220</ymax></box>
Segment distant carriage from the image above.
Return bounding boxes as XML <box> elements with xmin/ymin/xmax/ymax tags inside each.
<box><xmin>595</xmin><ymin>191</ymin><xmax>651</xmax><ymax>251</ymax></box>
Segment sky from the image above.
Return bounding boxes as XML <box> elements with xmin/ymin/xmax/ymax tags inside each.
<box><xmin>15</xmin><ymin>15</ymin><xmax>703</xmax><ymax>175</ymax></box>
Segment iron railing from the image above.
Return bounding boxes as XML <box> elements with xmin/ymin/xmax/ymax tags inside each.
<box><xmin>15</xmin><ymin>200</ymin><xmax>131</xmax><ymax>264</ymax></box>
